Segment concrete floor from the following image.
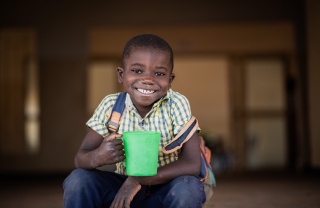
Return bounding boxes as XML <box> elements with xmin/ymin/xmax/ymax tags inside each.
<box><xmin>206</xmin><ymin>172</ymin><xmax>320</xmax><ymax>208</ymax></box>
<box><xmin>0</xmin><ymin>171</ymin><xmax>319</xmax><ymax>208</ymax></box>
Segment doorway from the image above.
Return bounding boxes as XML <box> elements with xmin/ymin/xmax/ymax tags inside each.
<box><xmin>230</xmin><ymin>56</ymin><xmax>287</xmax><ymax>170</ymax></box>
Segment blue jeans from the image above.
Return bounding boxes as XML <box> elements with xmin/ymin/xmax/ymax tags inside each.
<box><xmin>63</xmin><ymin>168</ymin><xmax>206</xmax><ymax>208</ymax></box>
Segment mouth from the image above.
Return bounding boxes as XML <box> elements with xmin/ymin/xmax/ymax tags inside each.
<box><xmin>136</xmin><ymin>88</ymin><xmax>155</xmax><ymax>95</ymax></box>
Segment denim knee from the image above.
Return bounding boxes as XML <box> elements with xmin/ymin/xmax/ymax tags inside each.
<box><xmin>63</xmin><ymin>169</ymin><xmax>104</xmax><ymax>208</ymax></box>
<box><xmin>164</xmin><ymin>176</ymin><xmax>205</xmax><ymax>208</ymax></box>
<box><xmin>63</xmin><ymin>168</ymin><xmax>93</xmax><ymax>192</ymax></box>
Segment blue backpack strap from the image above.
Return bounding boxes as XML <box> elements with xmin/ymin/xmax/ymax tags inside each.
<box><xmin>107</xmin><ymin>92</ymin><xmax>127</xmax><ymax>132</ymax></box>
<box><xmin>162</xmin><ymin>116</ymin><xmax>199</xmax><ymax>154</ymax></box>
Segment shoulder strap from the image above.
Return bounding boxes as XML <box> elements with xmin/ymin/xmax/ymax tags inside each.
<box><xmin>107</xmin><ymin>92</ymin><xmax>127</xmax><ymax>132</ymax></box>
<box><xmin>162</xmin><ymin>116</ymin><xmax>199</xmax><ymax>154</ymax></box>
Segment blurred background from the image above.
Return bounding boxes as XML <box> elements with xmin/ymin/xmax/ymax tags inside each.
<box><xmin>0</xmin><ymin>0</ymin><xmax>319</xmax><ymax>207</ymax></box>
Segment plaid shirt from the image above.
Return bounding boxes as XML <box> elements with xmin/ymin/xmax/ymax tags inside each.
<box><xmin>86</xmin><ymin>89</ymin><xmax>193</xmax><ymax>175</ymax></box>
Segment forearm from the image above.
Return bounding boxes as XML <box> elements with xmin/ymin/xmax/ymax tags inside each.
<box><xmin>134</xmin><ymin>158</ymin><xmax>200</xmax><ymax>185</ymax></box>
<box><xmin>75</xmin><ymin>149</ymin><xmax>100</xmax><ymax>169</ymax></box>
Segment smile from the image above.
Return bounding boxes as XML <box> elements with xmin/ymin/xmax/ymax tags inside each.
<box><xmin>137</xmin><ymin>88</ymin><xmax>155</xmax><ymax>94</ymax></box>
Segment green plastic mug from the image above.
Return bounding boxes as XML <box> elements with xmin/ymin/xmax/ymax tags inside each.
<box><xmin>123</xmin><ymin>131</ymin><xmax>160</xmax><ymax>176</ymax></box>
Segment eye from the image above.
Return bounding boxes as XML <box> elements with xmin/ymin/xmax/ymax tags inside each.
<box><xmin>155</xmin><ymin>72</ymin><xmax>165</xmax><ymax>76</ymax></box>
<box><xmin>131</xmin><ymin>69</ymin><xmax>142</xmax><ymax>74</ymax></box>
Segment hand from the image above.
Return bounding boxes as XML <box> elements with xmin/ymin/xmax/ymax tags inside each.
<box><xmin>94</xmin><ymin>132</ymin><xmax>125</xmax><ymax>166</ymax></box>
<box><xmin>110</xmin><ymin>177</ymin><xmax>141</xmax><ymax>208</ymax></box>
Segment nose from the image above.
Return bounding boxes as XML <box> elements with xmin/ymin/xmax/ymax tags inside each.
<box><xmin>140</xmin><ymin>78</ymin><xmax>155</xmax><ymax>85</ymax></box>
<box><xmin>139</xmin><ymin>72</ymin><xmax>155</xmax><ymax>85</ymax></box>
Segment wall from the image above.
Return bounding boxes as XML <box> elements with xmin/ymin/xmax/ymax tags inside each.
<box><xmin>0</xmin><ymin>0</ymin><xmax>315</xmax><ymax>172</ymax></box>
<box><xmin>306</xmin><ymin>0</ymin><xmax>320</xmax><ymax>167</ymax></box>
<box><xmin>89</xmin><ymin>23</ymin><xmax>295</xmax><ymax>152</ymax></box>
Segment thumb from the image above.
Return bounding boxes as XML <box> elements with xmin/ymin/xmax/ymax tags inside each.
<box><xmin>105</xmin><ymin>132</ymin><xmax>122</xmax><ymax>141</ymax></box>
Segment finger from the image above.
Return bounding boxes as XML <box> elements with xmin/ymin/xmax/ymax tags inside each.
<box><xmin>117</xmin><ymin>156</ymin><xmax>125</xmax><ymax>162</ymax></box>
<box><xmin>110</xmin><ymin>200</ymin><xmax>116</xmax><ymax>208</ymax></box>
<box><xmin>124</xmin><ymin>197</ymin><xmax>132</xmax><ymax>208</ymax></box>
<box><xmin>113</xmin><ymin>197</ymin><xmax>124</xmax><ymax>208</ymax></box>
<box><xmin>118</xmin><ymin>198</ymin><xmax>125</xmax><ymax>208</ymax></box>
<box><xmin>106</xmin><ymin>132</ymin><xmax>122</xmax><ymax>141</ymax></box>
<box><xmin>118</xmin><ymin>149</ymin><xmax>124</xmax><ymax>156</ymax></box>
<box><xmin>116</xmin><ymin>149</ymin><xmax>125</xmax><ymax>160</ymax></box>
<box><xmin>114</xmin><ymin>143</ymin><xmax>124</xmax><ymax>151</ymax></box>
<box><xmin>110</xmin><ymin>196</ymin><xmax>120</xmax><ymax>208</ymax></box>
<box><xmin>117</xmin><ymin>154</ymin><xmax>125</xmax><ymax>162</ymax></box>
<box><xmin>111</xmin><ymin>148</ymin><xmax>124</xmax><ymax>163</ymax></box>
<box><xmin>113</xmin><ymin>139</ymin><xmax>124</xmax><ymax>146</ymax></box>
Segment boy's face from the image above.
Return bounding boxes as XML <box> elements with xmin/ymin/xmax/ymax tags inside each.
<box><xmin>117</xmin><ymin>47</ymin><xmax>175</xmax><ymax>115</ymax></box>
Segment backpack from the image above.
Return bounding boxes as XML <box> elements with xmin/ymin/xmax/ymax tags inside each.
<box><xmin>107</xmin><ymin>92</ymin><xmax>216</xmax><ymax>187</ymax></box>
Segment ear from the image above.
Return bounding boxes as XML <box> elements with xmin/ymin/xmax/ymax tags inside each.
<box><xmin>169</xmin><ymin>72</ymin><xmax>175</xmax><ymax>84</ymax></box>
<box><xmin>117</xmin><ymin>67</ymin><xmax>124</xmax><ymax>84</ymax></box>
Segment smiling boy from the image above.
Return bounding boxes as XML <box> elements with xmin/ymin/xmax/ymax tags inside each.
<box><xmin>63</xmin><ymin>34</ymin><xmax>206</xmax><ymax>208</ymax></box>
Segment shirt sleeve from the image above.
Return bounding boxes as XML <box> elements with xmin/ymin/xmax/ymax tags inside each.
<box><xmin>86</xmin><ymin>94</ymin><xmax>117</xmax><ymax>137</ymax></box>
<box><xmin>170</xmin><ymin>92</ymin><xmax>193</xmax><ymax>136</ymax></box>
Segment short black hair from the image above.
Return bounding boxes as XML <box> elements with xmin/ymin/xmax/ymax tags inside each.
<box><xmin>121</xmin><ymin>34</ymin><xmax>174</xmax><ymax>70</ymax></box>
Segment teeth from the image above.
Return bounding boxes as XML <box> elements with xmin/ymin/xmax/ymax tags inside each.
<box><xmin>137</xmin><ymin>89</ymin><xmax>155</xmax><ymax>94</ymax></box>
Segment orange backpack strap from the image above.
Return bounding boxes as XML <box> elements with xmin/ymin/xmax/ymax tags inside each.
<box><xmin>161</xmin><ymin>116</ymin><xmax>199</xmax><ymax>154</ymax></box>
<box><xmin>198</xmin><ymin>136</ymin><xmax>212</xmax><ymax>181</ymax></box>
<box><xmin>107</xmin><ymin>92</ymin><xmax>127</xmax><ymax>132</ymax></box>
<box><xmin>200</xmin><ymin>136</ymin><xmax>212</xmax><ymax>166</ymax></box>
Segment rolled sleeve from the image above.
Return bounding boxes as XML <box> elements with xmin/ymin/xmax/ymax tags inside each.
<box><xmin>86</xmin><ymin>94</ymin><xmax>118</xmax><ymax>137</ymax></box>
<box><xmin>170</xmin><ymin>92</ymin><xmax>193</xmax><ymax>136</ymax></box>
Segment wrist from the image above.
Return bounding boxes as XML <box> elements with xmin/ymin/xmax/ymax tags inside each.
<box><xmin>128</xmin><ymin>176</ymin><xmax>142</xmax><ymax>187</ymax></box>
<box><xmin>89</xmin><ymin>150</ymin><xmax>102</xmax><ymax>168</ymax></box>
